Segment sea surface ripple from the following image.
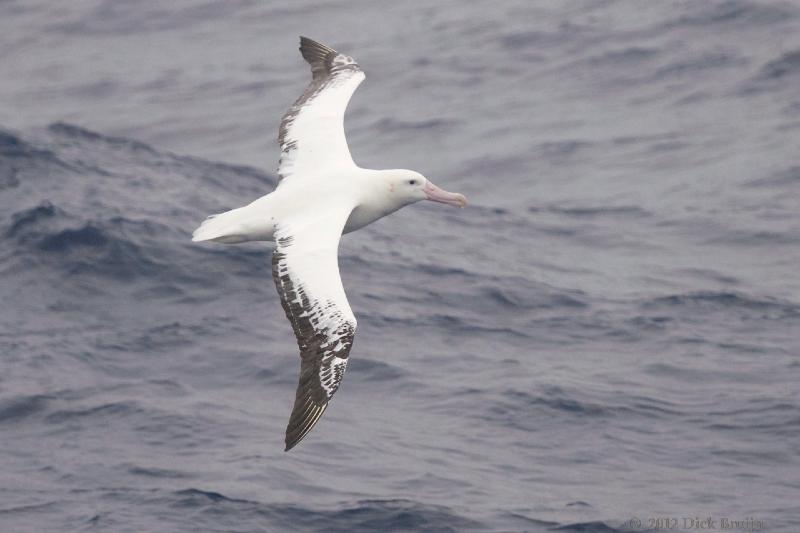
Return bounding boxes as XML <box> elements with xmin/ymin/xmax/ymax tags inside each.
<box><xmin>1</xmin><ymin>1</ymin><xmax>799</xmax><ymax>532</ymax></box>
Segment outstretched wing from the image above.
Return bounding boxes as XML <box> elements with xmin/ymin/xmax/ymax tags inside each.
<box><xmin>271</xmin><ymin>205</ymin><xmax>357</xmax><ymax>451</ymax></box>
<box><xmin>277</xmin><ymin>36</ymin><xmax>365</xmax><ymax>182</ymax></box>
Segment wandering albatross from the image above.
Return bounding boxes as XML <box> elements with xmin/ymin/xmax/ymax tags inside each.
<box><xmin>192</xmin><ymin>37</ymin><xmax>467</xmax><ymax>451</ymax></box>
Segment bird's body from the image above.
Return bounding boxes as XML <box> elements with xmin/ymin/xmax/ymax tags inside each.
<box><xmin>193</xmin><ymin>37</ymin><xmax>466</xmax><ymax>450</ymax></box>
<box><xmin>191</xmin><ymin>167</ymin><xmax>414</xmax><ymax>244</ymax></box>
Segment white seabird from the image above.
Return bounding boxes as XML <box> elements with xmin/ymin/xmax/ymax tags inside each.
<box><xmin>192</xmin><ymin>37</ymin><xmax>467</xmax><ymax>451</ymax></box>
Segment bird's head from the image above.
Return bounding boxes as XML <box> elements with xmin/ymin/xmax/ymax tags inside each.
<box><xmin>382</xmin><ymin>169</ymin><xmax>467</xmax><ymax>209</ymax></box>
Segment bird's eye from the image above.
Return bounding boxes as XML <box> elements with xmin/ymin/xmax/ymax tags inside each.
<box><xmin>408</xmin><ymin>180</ymin><xmax>417</xmax><ymax>185</ymax></box>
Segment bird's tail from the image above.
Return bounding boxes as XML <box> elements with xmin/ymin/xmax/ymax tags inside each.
<box><xmin>191</xmin><ymin>208</ymin><xmax>250</xmax><ymax>244</ymax></box>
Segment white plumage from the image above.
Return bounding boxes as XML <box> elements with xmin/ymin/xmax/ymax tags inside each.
<box><xmin>193</xmin><ymin>37</ymin><xmax>466</xmax><ymax>451</ymax></box>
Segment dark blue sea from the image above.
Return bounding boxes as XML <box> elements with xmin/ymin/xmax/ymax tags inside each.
<box><xmin>2</xmin><ymin>1</ymin><xmax>799</xmax><ymax>531</ymax></box>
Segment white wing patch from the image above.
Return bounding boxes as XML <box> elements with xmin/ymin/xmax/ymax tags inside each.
<box><xmin>320</xmin><ymin>356</ymin><xmax>348</xmax><ymax>397</ymax></box>
<box><xmin>277</xmin><ymin>37</ymin><xmax>365</xmax><ymax>183</ymax></box>
<box><xmin>271</xmin><ymin>204</ymin><xmax>357</xmax><ymax>451</ymax></box>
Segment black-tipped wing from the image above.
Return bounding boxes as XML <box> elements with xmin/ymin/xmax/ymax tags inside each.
<box><xmin>271</xmin><ymin>205</ymin><xmax>357</xmax><ymax>451</ymax></box>
<box><xmin>277</xmin><ymin>37</ymin><xmax>365</xmax><ymax>182</ymax></box>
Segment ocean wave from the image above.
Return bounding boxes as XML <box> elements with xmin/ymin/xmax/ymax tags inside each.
<box><xmin>499</xmin><ymin>23</ymin><xmax>594</xmax><ymax>52</ymax></box>
<box><xmin>349</xmin><ymin>358</ymin><xmax>408</xmax><ymax>382</ymax></box>
<box><xmin>641</xmin><ymin>291</ymin><xmax>800</xmax><ymax>317</ymax></box>
<box><xmin>703</xmin><ymin>228</ymin><xmax>800</xmax><ymax>246</ymax></box>
<box><xmin>453</xmin><ymin>386</ymin><xmax>686</xmax><ymax>434</ymax></box>
<box><xmin>1</xmin><ymin>124</ymin><xmax>276</xmax><ymax>286</ymax></box>
<box><xmin>529</xmin><ymin>204</ymin><xmax>651</xmax><ymax>219</ymax></box>
<box><xmin>0</xmin><ymin>394</ymin><xmax>51</xmax><ymax>424</ymax></box>
<box><xmin>741</xmin><ymin>48</ymin><xmax>800</xmax><ymax>93</ymax></box>
<box><xmin>49</xmin><ymin>121</ymin><xmax>158</xmax><ymax>155</ymax></box>
<box><xmin>756</xmin><ymin>49</ymin><xmax>800</xmax><ymax>81</ymax></box>
<box><xmin>0</xmin><ymin>129</ymin><xmax>64</xmax><ymax>166</ymax></box>
<box><xmin>7</xmin><ymin>205</ymin><xmax>164</xmax><ymax>280</ymax></box>
<box><xmin>666</xmin><ymin>0</ymin><xmax>795</xmax><ymax>29</ymax></box>
<box><xmin>92</xmin><ymin>321</ymin><xmax>221</xmax><ymax>354</ymax></box>
<box><xmin>0</xmin><ymin>129</ymin><xmax>73</xmax><ymax>190</ymax></box>
<box><xmin>166</xmin><ymin>491</ymin><xmax>483</xmax><ymax>532</ymax></box>
<box><xmin>584</xmin><ymin>47</ymin><xmax>661</xmax><ymax>67</ymax></box>
<box><xmin>372</xmin><ymin>117</ymin><xmax>458</xmax><ymax>133</ymax></box>
<box><xmin>127</xmin><ymin>464</ymin><xmax>193</xmax><ymax>479</ymax></box>
<box><xmin>745</xmin><ymin>166</ymin><xmax>800</xmax><ymax>188</ymax></box>
<box><xmin>44</xmin><ymin>401</ymin><xmax>139</xmax><ymax>424</ymax></box>
<box><xmin>552</xmin><ymin>521</ymin><xmax>624</xmax><ymax>533</ymax></box>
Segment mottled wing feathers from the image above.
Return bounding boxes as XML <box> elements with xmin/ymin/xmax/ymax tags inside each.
<box><xmin>271</xmin><ymin>206</ymin><xmax>357</xmax><ymax>451</ymax></box>
<box><xmin>299</xmin><ymin>36</ymin><xmax>336</xmax><ymax>81</ymax></box>
<box><xmin>277</xmin><ymin>37</ymin><xmax>365</xmax><ymax>182</ymax></box>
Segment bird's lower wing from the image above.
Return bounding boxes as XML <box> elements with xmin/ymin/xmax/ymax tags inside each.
<box><xmin>271</xmin><ymin>204</ymin><xmax>357</xmax><ymax>451</ymax></box>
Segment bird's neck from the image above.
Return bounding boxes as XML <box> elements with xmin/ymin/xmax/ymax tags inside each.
<box><xmin>343</xmin><ymin>169</ymin><xmax>407</xmax><ymax>234</ymax></box>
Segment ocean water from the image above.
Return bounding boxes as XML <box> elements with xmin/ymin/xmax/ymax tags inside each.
<box><xmin>1</xmin><ymin>1</ymin><xmax>799</xmax><ymax>531</ymax></box>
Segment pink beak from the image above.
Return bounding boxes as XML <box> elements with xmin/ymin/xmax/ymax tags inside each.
<box><xmin>423</xmin><ymin>181</ymin><xmax>468</xmax><ymax>208</ymax></box>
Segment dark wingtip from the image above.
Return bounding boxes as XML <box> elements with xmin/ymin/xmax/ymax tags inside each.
<box><xmin>284</xmin><ymin>437</ymin><xmax>302</xmax><ymax>452</ymax></box>
<box><xmin>284</xmin><ymin>428</ymin><xmax>305</xmax><ymax>452</ymax></box>
<box><xmin>284</xmin><ymin>431</ymin><xmax>305</xmax><ymax>452</ymax></box>
<box><xmin>284</xmin><ymin>400</ymin><xmax>328</xmax><ymax>452</ymax></box>
<box><xmin>298</xmin><ymin>36</ymin><xmax>337</xmax><ymax>69</ymax></box>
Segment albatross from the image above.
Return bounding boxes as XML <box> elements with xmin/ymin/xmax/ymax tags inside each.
<box><xmin>192</xmin><ymin>37</ymin><xmax>467</xmax><ymax>451</ymax></box>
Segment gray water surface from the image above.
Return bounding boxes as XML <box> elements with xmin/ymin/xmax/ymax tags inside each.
<box><xmin>1</xmin><ymin>1</ymin><xmax>799</xmax><ymax>531</ymax></box>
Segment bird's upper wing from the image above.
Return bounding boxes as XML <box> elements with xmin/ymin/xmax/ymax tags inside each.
<box><xmin>271</xmin><ymin>203</ymin><xmax>357</xmax><ymax>451</ymax></box>
<box><xmin>277</xmin><ymin>37</ymin><xmax>365</xmax><ymax>182</ymax></box>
